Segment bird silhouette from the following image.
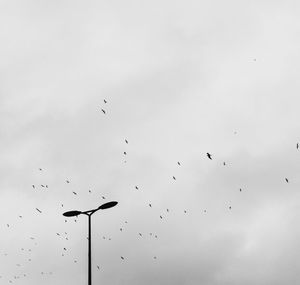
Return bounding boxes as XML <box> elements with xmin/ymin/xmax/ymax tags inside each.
<box><xmin>177</xmin><ymin>161</ymin><xmax>181</xmax><ymax>166</ymax></box>
<box><xmin>120</xmin><ymin>256</ymin><xmax>124</xmax><ymax>260</ymax></box>
<box><xmin>104</xmin><ymin>99</ymin><xmax>107</xmax><ymax>104</ymax></box>
<box><xmin>149</xmin><ymin>203</ymin><xmax>152</xmax><ymax>207</ymax></box>
<box><xmin>206</xmin><ymin>153</ymin><xmax>212</xmax><ymax>160</ymax></box>
<box><xmin>297</xmin><ymin>143</ymin><xmax>299</xmax><ymax>149</ymax></box>
<box><xmin>102</xmin><ymin>196</ymin><xmax>106</xmax><ymax>199</ymax></box>
<box><xmin>101</xmin><ymin>109</ymin><xmax>106</xmax><ymax>114</ymax></box>
<box><xmin>285</xmin><ymin>178</ymin><xmax>289</xmax><ymax>183</ymax></box>
<box><xmin>66</xmin><ymin>180</ymin><xmax>70</xmax><ymax>183</ymax></box>
<box><xmin>172</xmin><ymin>176</ymin><xmax>176</xmax><ymax>180</ymax></box>
<box><xmin>123</xmin><ymin>151</ymin><xmax>127</xmax><ymax>155</ymax></box>
<box><xmin>72</xmin><ymin>191</ymin><xmax>77</xmax><ymax>195</ymax></box>
<box><xmin>223</xmin><ymin>162</ymin><xmax>226</xmax><ymax>166</ymax></box>
<box><xmin>135</xmin><ymin>186</ymin><xmax>139</xmax><ymax>190</ymax></box>
<box><xmin>229</xmin><ymin>206</ymin><xmax>232</xmax><ymax>210</ymax></box>
<box><xmin>35</xmin><ymin>208</ymin><xmax>42</xmax><ymax>213</ymax></box>
<box><xmin>125</xmin><ymin>139</ymin><xmax>128</xmax><ymax>144</ymax></box>
<box><xmin>32</xmin><ymin>185</ymin><xmax>35</xmax><ymax>189</ymax></box>
<box><xmin>239</xmin><ymin>188</ymin><xmax>242</xmax><ymax>192</ymax></box>
<box><xmin>97</xmin><ymin>265</ymin><xmax>100</xmax><ymax>270</ymax></box>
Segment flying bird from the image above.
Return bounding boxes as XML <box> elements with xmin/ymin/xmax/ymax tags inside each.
<box><xmin>125</xmin><ymin>139</ymin><xmax>128</xmax><ymax>144</ymax></box>
<box><xmin>102</xmin><ymin>196</ymin><xmax>106</xmax><ymax>199</ymax></box>
<box><xmin>123</xmin><ymin>151</ymin><xmax>127</xmax><ymax>155</ymax></box>
<box><xmin>101</xmin><ymin>109</ymin><xmax>106</xmax><ymax>114</ymax></box>
<box><xmin>177</xmin><ymin>161</ymin><xmax>181</xmax><ymax>166</ymax></box>
<box><xmin>149</xmin><ymin>203</ymin><xmax>152</xmax><ymax>207</ymax></box>
<box><xmin>72</xmin><ymin>191</ymin><xmax>77</xmax><ymax>195</ymax></box>
<box><xmin>32</xmin><ymin>185</ymin><xmax>35</xmax><ymax>189</ymax></box>
<box><xmin>120</xmin><ymin>256</ymin><xmax>124</xmax><ymax>260</ymax></box>
<box><xmin>239</xmin><ymin>188</ymin><xmax>242</xmax><ymax>192</ymax></box>
<box><xmin>104</xmin><ymin>99</ymin><xmax>107</xmax><ymax>104</ymax></box>
<box><xmin>66</xmin><ymin>180</ymin><xmax>70</xmax><ymax>183</ymax></box>
<box><xmin>297</xmin><ymin>143</ymin><xmax>299</xmax><ymax>149</ymax></box>
<box><xmin>285</xmin><ymin>178</ymin><xmax>289</xmax><ymax>183</ymax></box>
<box><xmin>172</xmin><ymin>176</ymin><xmax>176</xmax><ymax>180</ymax></box>
<box><xmin>36</xmin><ymin>208</ymin><xmax>42</xmax><ymax>213</ymax></box>
<box><xmin>97</xmin><ymin>265</ymin><xmax>100</xmax><ymax>270</ymax></box>
<box><xmin>206</xmin><ymin>153</ymin><xmax>212</xmax><ymax>160</ymax></box>
<box><xmin>135</xmin><ymin>186</ymin><xmax>139</xmax><ymax>190</ymax></box>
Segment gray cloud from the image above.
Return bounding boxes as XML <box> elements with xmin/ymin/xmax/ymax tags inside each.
<box><xmin>0</xmin><ymin>1</ymin><xmax>300</xmax><ymax>284</ymax></box>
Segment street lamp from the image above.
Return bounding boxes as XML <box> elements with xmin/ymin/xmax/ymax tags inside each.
<box><xmin>63</xmin><ymin>201</ymin><xmax>118</xmax><ymax>285</ymax></box>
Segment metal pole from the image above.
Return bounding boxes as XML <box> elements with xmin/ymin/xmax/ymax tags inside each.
<box><xmin>88</xmin><ymin>214</ymin><xmax>92</xmax><ymax>285</ymax></box>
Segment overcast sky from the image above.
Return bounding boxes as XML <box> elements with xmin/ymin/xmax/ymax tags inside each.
<box><xmin>0</xmin><ymin>1</ymin><xmax>300</xmax><ymax>284</ymax></box>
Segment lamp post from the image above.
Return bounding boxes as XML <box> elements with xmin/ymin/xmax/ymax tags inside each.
<box><xmin>63</xmin><ymin>201</ymin><xmax>118</xmax><ymax>285</ymax></box>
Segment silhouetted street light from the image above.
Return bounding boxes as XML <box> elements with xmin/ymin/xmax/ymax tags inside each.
<box><xmin>63</xmin><ymin>201</ymin><xmax>118</xmax><ymax>285</ymax></box>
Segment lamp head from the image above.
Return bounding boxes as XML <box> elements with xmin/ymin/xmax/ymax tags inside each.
<box><xmin>98</xmin><ymin>201</ymin><xmax>118</xmax><ymax>210</ymax></box>
<box><xmin>63</xmin><ymin>210</ymin><xmax>82</xmax><ymax>217</ymax></box>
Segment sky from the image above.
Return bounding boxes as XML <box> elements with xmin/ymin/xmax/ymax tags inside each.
<box><xmin>0</xmin><ymin>0</ymin><xmax>300</xmax><ymax>284</ymax></box>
